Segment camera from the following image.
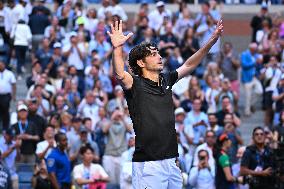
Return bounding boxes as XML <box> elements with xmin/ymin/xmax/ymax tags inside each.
<box><xmin>272</xmin><ymin>142</ymin><xmax>284</xmax><ymax>189</ymax></box>
<box><xmin>242</xmin><ymin>175</ymin><xmax>261</xmax><ymax>186</ymax></box>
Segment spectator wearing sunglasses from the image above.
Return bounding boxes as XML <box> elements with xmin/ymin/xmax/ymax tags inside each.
<box><xmin>240</xmin><ymin>127</ymin><xmax>274</xmax><ymax>189</ymax></box>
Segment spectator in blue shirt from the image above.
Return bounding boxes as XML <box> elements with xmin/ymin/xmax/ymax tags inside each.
<box><xmin>241</xmin><ymin>43</ymin><xmax>263</xmax><ymax>116</ymax></box>
<box><xmin>46</xmin><ymin>132</ymin><xmax>71</xmax><ymax>189</ymax></box>
<box><xmin>35</xmin><ymin>38</ymin><xmax>53</xmax><ymax>72</ymax></box>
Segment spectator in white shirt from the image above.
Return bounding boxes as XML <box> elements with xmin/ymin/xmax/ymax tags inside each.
<box><xmin>0</xmin><ymin>0</ymin><xmax>12</xmax><ymax>43</ymax></box>
<box><xmin>10</xmin><ymin>0</ymin><xmax>28</xmax><ymax>27</ymax></box>
<box><xmin>0</xmin><ymin>61</ymin><xmax>16</xmax><ymax>131</ymax></box>
<box><xmin>175</xmin><ymin>107</ymin><xmax>193</xmax><ymax>151</ymax></box>
<box><xmin>73</xmin><ymin>145</ymin><xmax>109</xmax><ymax>189</ymax></box>
<box><xmin>97</xmin><ymin>0</ymin><xmax>112</xmax><ymax>21</ymax></box>
<box><xmin>109</xmin><ymin>0</ymin><xmax>127</xmax><ymax>21</ymax></box>
<box><xmin>36</xmin><ymin>125</ymin><xmax>56</xmax><ymax>160</ymax></box>
<box><xmin>10</xmin><ymin>19</ymin><xmax>32</xmax><ymax>78</ymax></box>
<box><xmin>189</xmin><ymin>149</ymin><xmax>215</xmax><ymax>189</ymax></box>
<box><xmin>78</xmin><ymin>91</ymin><xmax>100</xmax><ymax>128</ymax></box>
<box><xmin>63</xmin><ymin>31</ymin><xmax>86</xmax><ymax>75</ymax></box>
<box><xmin>148</xmin><ymin>1</ymin><xmax>172</xmax><ymax>32</ymax></box>
<box><xmin>263</xmin><ymin>55</ymin><xmax>282</xmax><ymax>127</ymax></box>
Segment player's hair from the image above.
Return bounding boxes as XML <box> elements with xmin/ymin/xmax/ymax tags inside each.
<box><xmin>128</xmin><ymin>42</ymin><xmax>158</xmax><ymax>76</ymax></box>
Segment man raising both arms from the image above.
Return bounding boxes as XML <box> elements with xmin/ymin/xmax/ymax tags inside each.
<box><xmin>107</xmin><ymin>20</ymin><xmax>223</xmax><ymax>189</ymax></box>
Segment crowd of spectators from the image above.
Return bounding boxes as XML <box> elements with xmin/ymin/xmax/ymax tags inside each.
<box><xmin>0</xmin><ymin>0</ymin><xmax>283</xmax><ymax>188</ymax></box>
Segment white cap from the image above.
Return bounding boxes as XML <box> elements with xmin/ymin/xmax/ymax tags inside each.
<box><xmin>69</xmin><ymin>31</ymin><xmax>77</xmax><ymax>38</ymax></box>
<box><xmin>114</xmin><ymin>85</ymin><xmax>123</xmax><ymax>91</ymax></box>
<box><xmin>53</xmin><ymin>42</ymin><xmax>62</xmax><ymax>49</ymax></box>
<box><xmin>175</xmin><ymin>107</ymin><xmax>185</xmax><ymax>116</ymax></box>
<box><xmin>156</xmin><ymin>1</ymin><xmax>165</xmax><ymax>7</ymax></box>
<box><xmin>17</xmin><ymin>104</ymin><xmax>28</xmax><ymax>112</ymax></box>
<box><xmin>63</xmin><ymin>0</ymin><xmax>71</xmax><ymax>4</ymax></box>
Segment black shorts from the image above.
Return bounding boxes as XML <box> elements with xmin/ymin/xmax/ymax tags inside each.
<box><xmin>264</xmin><ymin>91</ymin><xmax>273</xmax><ymax>109</ymax></box>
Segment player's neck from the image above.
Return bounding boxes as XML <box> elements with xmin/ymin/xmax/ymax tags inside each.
<box><xmin>142</xmin><ymin>71</ymin><xmax>159</xmax><ymax>83</ymax></box>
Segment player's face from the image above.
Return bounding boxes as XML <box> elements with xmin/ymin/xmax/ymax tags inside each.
<box><xmin>144</xmin><ymin>49</ymin><xmax>163</xmax><ymax>73</ymax></box>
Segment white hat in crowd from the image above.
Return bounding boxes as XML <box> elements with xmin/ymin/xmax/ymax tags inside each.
<box><xmin>175</xmin><ymin>107</ymin><xmax>185</xmax><ymax>116</ymax></box>
<box><xmin>156</xmin><ymin>1</ymin><xmax>165</xmax><ymax>7</ymax></box>
<box><xmin>53</xmin><ymin>42</ymin><xmax>62</xmax><ymax>49</ymax></box>
<box><xmin>17</xmin><ymin>104</ymin><xmax>28</xmax><ymax>112</ymax></box>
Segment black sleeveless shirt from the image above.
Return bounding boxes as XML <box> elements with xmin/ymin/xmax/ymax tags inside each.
<box><xmin>124</xmin><ymin>71</ymin><xmax>179</xmax><ymax>162</ymax></box>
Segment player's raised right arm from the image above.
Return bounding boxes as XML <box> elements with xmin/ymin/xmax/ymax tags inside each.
<box><xmin>108</xmin><ymin>20</ymin><xmax>134</xmax><ymax>90</ymax></box>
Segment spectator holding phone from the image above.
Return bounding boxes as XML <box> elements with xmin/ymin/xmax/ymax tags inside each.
<box><xmin>189</xmin><ymin>149</ymin><xmax>215</xmax><ymax>189</ymax></box>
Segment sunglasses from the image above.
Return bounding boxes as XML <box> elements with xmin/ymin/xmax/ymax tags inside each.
<box><xmin>254</xmin><ymin>132</ymin><xmax>264</xmax><ymax>136</ymax></box>
<box><xmin>206</xmin><ymin>134</ymin><xmax>215</xmax><ymax>138</ymax></box>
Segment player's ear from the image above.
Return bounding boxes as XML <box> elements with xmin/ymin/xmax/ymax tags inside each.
<box><xmin>137</xmin><ymin>60</ymin><xmax>145</xmax><ymax>68</ymax></box>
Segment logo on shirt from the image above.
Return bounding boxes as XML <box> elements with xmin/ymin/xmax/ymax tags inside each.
<box><xmin>166</xmin><ymin>86</ymin><xmax>170</xmax><ymax>90</ymax></box>
<box><xmin>47</xmin><ymin>158</ymin><xmax>55</xmax><ymax>167</ymax></box>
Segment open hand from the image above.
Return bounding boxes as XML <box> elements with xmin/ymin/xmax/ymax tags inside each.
<box><xmin>212</xmin><ymin>20</ymin><xmax>224</xmax><ymax>40</ymax></box>
<box><xmin>107</xmin><ymin>20</ymin><xmax>133</xmax><ymax>48</ymax></box>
